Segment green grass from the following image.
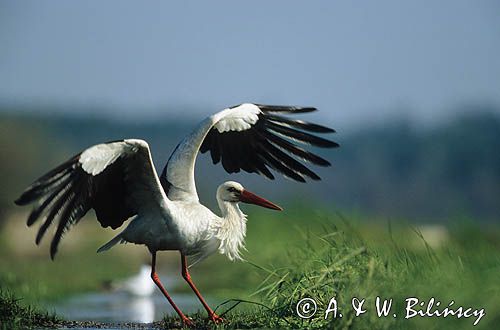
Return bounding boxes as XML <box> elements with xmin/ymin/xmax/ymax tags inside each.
<box><xmin>0</xmin><ymin>290</ymin><xmax>61</xmax><ymax>329</ymax></box>
<box><xmin>1</xmin><ymin>207</ymin><xmax>499</xmax><ymax>329</ymax></box>
<box><xmin>0</xmin><ymin>252</ymin><xmax>140</xmax><ymax>304</ymax></box>
<box><xmin>172</xmin><ymin>208</ymin><xmax>500</xmax><ymax>329</ymax></box>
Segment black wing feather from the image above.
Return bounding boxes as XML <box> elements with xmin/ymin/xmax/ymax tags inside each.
<box><xmin>264</xmin><ymin>120</ymin><xmax>338</xmax><ymax>148</ymax></box>
<box><xmin>262</xmin><ymin>130</ymin><xmax>331</xmax><ymax>166</ymax></box>
<box><xmin>258</xmin><ymin>152</ymin><xmax>306</xmax><ymax>182</ymax></box>
<box><xmin>200</xmin><ymin>104</ymin><xmax>338</xmax><ymax>182</ymax></box>
<box><xmin>50</xmin><ymin>179</ymin><xmax>92</xmax><ymax>258</ymax></box>
<box><xmin>26</xmin><ymin>173</ymin><xmax>75</xmax><ymax>226</ymax></box>
<box><xmin>255</xmin><ymin>104</ymin><xmax>317</xmax><ymax>114</ymax></box>
<box><xmin>15</xmin><ymin>141</ymin><xmax>142</xmax><ymax>258</ymax></box>
<box><xmin>266</xmin><ymin>114</ymin><xmax>335</xmax><ymax>133</ymax></box>
<box><xmin>92</xmin><ymin>157</ymin><xmax>135</xmax><ymax>229</ymax></box>
<box><xmin>15</xmin><ymin>156</ymin><xmax>78</xmax><ymax>206</ymax></box>
<box><xmin>257</xmin><ymin>134</ymin><xmax>321</xmax><ymax>181</ymax></box>
<box><xmin>35</xmin><ymin>175</ymin><xmax>80</xmax><ymax>245</ymax></box>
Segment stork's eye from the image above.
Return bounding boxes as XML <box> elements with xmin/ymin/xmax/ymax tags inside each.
<box><xmin>228</xmin><ymin>187</ymin><xmax>238</xmax><ymax>193</ymax></box>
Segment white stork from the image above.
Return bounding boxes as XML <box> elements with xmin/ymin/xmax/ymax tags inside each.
<box><xmin>15</xmin><ymin>103</ymin><xmax>338</xmax><ymax>325</ymax></box>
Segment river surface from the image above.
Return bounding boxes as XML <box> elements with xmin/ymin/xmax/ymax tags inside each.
<box><xmin>48</xmin><ymin>274</ymin><xmax>213</xmax><ymax>326</ymax></box>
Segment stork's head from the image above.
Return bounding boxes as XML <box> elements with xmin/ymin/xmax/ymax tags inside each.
<box><xmin>217</xmin><ymin>181</ymin><xmax>282</xmax><ymax>211</ymax></box>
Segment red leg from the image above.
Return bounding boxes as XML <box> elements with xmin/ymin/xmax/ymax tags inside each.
<box><xmin>150</xmin><ymin>252</ymin><xmax>193</xmax><ymax>326</ymax></box>
<box><xmin>181</xmin><ymin>253</ymin><xmax>224</xmax><ymax>323</ymax></box>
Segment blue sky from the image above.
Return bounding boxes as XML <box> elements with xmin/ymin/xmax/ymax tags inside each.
<box><xmin>1</xmin><ymin>1</ymin><xmax>499</xmax><ymax>127</ymax></box>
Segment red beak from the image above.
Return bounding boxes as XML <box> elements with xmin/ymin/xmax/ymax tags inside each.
<box><xmin>239</xmin><ymin>189</ymin><xmax>283</xmax><ymax>211</ymax></box>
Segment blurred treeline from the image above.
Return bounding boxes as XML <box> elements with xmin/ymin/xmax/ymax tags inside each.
<box><xmin>0</xmin><ymin>104</ymin><xmax>499</xmax><ymax>227</ymax></box>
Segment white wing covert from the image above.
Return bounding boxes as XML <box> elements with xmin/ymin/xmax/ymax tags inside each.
<box><xmin>15</xmin><ymin>139</ymin><xmax>166</xmax><ymax>258</ymax></box>
<box><xmin>160</xmin><ymin>103</ymin><xmax>338</xmax><ymax>201</ymax></box>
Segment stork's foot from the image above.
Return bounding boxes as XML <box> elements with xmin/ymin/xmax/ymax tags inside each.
<box><xmin>209</xmin><ymin>313</ymin><xmax>225</xmax><ymax>324</ymax></box>
<box><xmin>181</xmin><ymin>316</ymin><xmax>194</xmax><ymax>327</ymax></box>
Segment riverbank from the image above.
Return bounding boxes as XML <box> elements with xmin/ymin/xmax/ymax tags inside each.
<box><xmin>1</xmin><ymin>208</ymin><xmax>499</xmax><ymax>329</ymax></box>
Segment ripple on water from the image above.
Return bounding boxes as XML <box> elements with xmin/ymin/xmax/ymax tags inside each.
<box><xmin>49</xmin><ymin>275</ymin><xmax>212</xmax><ymax>325</ymax></box>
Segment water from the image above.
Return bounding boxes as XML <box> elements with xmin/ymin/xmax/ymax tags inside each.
<box><xmin>49</xmin><ymin>275</ymin><xmax>211</xmax><ymax>325</ymax></box>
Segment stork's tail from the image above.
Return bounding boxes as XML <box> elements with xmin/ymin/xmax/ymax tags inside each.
<box><xmin>97</xmin><ymin>233</ymin><xmax>125</xmax><ymax>253</ymax></box>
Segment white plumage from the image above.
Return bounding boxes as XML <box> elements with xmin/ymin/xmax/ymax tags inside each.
<box><xmin>213</xmin><ymin>103</ymin><xmax>261</xmax><ymax>133</ymax></box>
<box><xmin>112</xmin><ymin>264</ymin><xmax>156</xmax><ymax>297</ymax></box>
<box><xmin>16</xmin><ymin>103</ymin><xmax>337</xmax><ymax>325</ymax></box>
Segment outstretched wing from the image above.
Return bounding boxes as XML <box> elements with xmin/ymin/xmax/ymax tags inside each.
<box><xmin>161</xmin><ymin>103</ymin><xmax>338</xmax><ymax>201</ymax></box>
<box><xmin>201</xmin><ymin>104</ymin><xmax>338</xmax><ymax>181</ymax></box>
<box><xmin>15</xmin><ymin>139</ymin><xmax>166</xmax><ymax>258</ymax></box>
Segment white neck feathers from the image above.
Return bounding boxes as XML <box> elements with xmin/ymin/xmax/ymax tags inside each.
<box><xmin>213</xmin><ymin>198</ymin><xmax>247</xmax><ymax>261</ymax></box>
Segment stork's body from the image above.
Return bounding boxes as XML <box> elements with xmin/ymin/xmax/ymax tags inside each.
<box><xmin>114</xmin><ymin>197</ymin><xmax>213</xmax><ymax>253</ymax></box>
<box><xmin>15</xmin><ymin>103</ymin><xmax>337</xmax><ymax>325</ymax></box>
